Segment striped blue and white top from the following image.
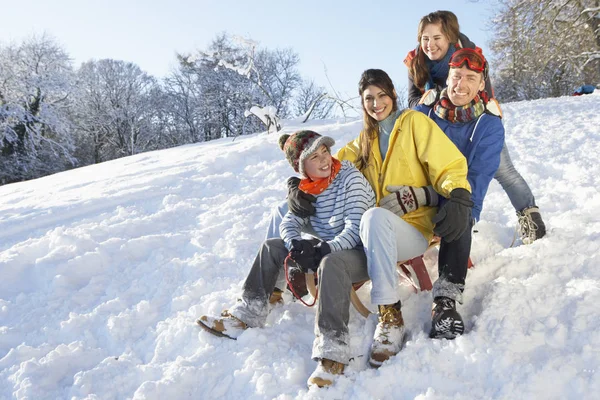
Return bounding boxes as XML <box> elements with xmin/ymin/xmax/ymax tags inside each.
<box><xmin>280</xmin><ymin>160</ymin><xmax>376</xmax><ymax>252</ymax></box>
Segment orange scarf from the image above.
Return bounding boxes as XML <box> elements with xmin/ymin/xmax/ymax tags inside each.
<box><xmin>299</xmin><ymin>158</ymin><xmax>342</xmax><ymax>195</ymax></box>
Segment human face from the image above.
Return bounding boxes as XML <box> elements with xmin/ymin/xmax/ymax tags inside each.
<box><xmin>362</xmin><ymin>85</ymin><xmax>394</xmax><ymax>121</ymax></box>
<box><xmin>420</xmin><ymin>22</ymin><xmax>451</xmax><ymax>61</ymax></box>
<box><xmin>446</xmin><ymin>65</ymin><xmax>485</xmax><ymax>106</ymax></box>
<box><xmin>304</xmin><ymin>144</ymin><xmax>332</xmax><ymax>180</ymax></box>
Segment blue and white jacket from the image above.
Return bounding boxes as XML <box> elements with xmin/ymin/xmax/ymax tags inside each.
<box><xmin>415</xmin><ymin>105</ymin><xmax>505</xmax><ymax>221</ymax></box>
<box><xmin>280</xmin><ymin>160</ymin><xmax>376</xmax><ymax>252</ymax></box>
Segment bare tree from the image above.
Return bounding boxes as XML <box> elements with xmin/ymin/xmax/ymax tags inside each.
<box><xmin>160</xmin><ymin>67</ymin><xmax>204</xmax><ymax>145</ymax></box>
<box><xmin>294</xmin><ymin>79</ymin><xmax>335</xmax><ymax>121</ymax></box>
<box><xmin>72</xmin><ymin>59</ymin><xmax>157</xmax><ymax>164</ymax></box>
<box><xmin>185</xmin><ymin>34</ymin><xmax>303</xmax><ymax>135</ymax></box>
<box><xmin>490</xmin><ymin>0</ymin><xmax>600</xmax><ymax>101</ymax></box>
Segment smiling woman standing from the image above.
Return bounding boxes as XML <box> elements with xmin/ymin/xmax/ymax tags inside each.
<box><xmin>404</xmin><ymin>10</ymin><xmax>547</xmax><ymax>244</ymax></box>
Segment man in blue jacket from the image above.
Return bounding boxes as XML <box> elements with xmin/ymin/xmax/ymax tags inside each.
<box><xmin>414</xmin><ymin>47</ymin><xmax>505</xmax><ymax>223</ymax></box>
<box><xmin>380</xmin><ymin>48</ymin><xmax>504</xmax><ymax>339</ymax></box>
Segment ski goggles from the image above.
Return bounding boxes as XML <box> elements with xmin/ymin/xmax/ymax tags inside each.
<box><xmin>449</xmin><ymin>48</ymin><xmax>488</xmax><ymax>77</ymax></box>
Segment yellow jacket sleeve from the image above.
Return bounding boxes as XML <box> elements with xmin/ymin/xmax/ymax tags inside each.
<box><xmin>407</xmin><ymin>111</ymin><xmax>471</xmax><ymax>197</ymax></box>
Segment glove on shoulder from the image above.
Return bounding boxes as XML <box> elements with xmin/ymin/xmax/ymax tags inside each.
<box><xmin>287</xmin><ymin>177</ymin><xmax>316</xmax><ymax>218</ymax></box>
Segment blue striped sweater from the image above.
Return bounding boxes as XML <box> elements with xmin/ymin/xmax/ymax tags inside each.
<box><xmin>280</xmin><ymin>160</ymin><xmax>376</xmax><ymax>252</ymax></box>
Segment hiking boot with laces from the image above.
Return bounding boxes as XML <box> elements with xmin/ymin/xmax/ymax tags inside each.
<box><xmin>307</xmin><ymin>358</ymin><xmax>345</xmax><ymax>388</ymax></box>
<box><xmin>429</xmin><ymin>297</ymin><xmax>464</xmax><ymax>339</ymax></box>
<box><xmin>197</xmin><ymin>310</ymin><xmax>247</xmax><ymax>340</ymax></box>
<box><xmin>269</xmin><ymin>288</ymin><xmax>284</xmax><ymax>306</ymax></box>
<box><xmin>517</xmin><ymin>206</ymin><xmax>546</xmax><ymax>244</ymax></box>
<box><xmin>369</xmin><ymin>301</ymin><xmax>405</xmax><ymax>368</ymax></box>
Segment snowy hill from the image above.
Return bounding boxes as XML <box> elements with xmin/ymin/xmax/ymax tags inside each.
<box><xmin>1</xmin><ymin>93</ymin><xmax>600</xmax><ymax>400</ymax></box>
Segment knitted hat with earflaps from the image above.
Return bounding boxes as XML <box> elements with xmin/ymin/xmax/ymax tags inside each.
<box><xmin>278</xmin><ymin>130</ymin><xmax>335</xmax><ymax>178</ymax></box>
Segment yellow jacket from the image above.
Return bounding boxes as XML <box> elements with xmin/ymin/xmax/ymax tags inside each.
<box><xmin>335</xmin><ymin>109</ymin><xmax>471</xmax><ymax>241</ymax></box>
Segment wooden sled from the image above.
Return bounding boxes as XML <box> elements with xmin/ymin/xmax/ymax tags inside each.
<box><xmin>305</xmin><ymin>238</ymin><xmax>474</xmax><ymax>318</ymax></box>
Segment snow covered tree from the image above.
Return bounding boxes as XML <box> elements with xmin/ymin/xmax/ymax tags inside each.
<box><xmin>71</xmin><ymin>59</ymin><xmax>158</xmax><ymax>164</ymax></box>
<box><xmin>251</xmin><ymin>47</ymin><xmax>302</xmax><ymax>118</ymax></box>
<box><xmin>490</xmin><ymin>0</ymin><xmax>600</xmax><ymax>101</ymax></box>
<box><xmin>177</xmin><ymin>33</ymin><xmax>303</xmax><ymax>137</ymax></box>
<box><xmin>143</xmin><ymin>84</ymin><xmax>186</xmax><ymax>150</ymax></box>
<box><xmin>0</xmin><ymin>35</ymin><xmax>76</xmax><ymax>184</ymax></box>
<box><xmin>159</xmin><ymin>66</ymin><xmax>205</xmax><ymax>145</ymax></box>
<box><xmin>174</xmin><ymin>35</ymin><xmax>257</xmax><ymax>139</ymax></box>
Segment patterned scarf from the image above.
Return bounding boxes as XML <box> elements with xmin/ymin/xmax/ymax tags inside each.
<box><xmin>299</xmin><ymin>158</ymin><xmax>342</xmax><ymax>195</ymax></box>
<box><xmin>433</xmin><ymin>88</ymin><xmax>486</xmax><ymax>123</ymax></box>
<box><xmin>424</xmin><ymin>44</ymin><xmax>458</xmax><ymax>91</ymax></box>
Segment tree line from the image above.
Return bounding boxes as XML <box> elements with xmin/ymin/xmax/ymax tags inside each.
<box><xmin>489</xmin><ymin>0</ymin><xmax>600</xmax><ymax>101</ymax></box>
<box><xmin>2</xmin><ymin>0</ymin><xmax>598</xmax><ymax>184</ymax></box>
<box><xmin>0</xmin><ymin>33</ymin><xmax>336</xmax><ymax>185</ymax></box>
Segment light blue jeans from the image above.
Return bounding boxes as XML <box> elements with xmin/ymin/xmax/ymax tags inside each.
<box><xmin>359</xmin><ymin>208</ymin><xmax>429</xmax><ymax>306</ymax></box>
<box><xmin>495</xmin><ymin>143</ymin><xmax>536</xmax><ymax>212</ymax></box>
<box><xmin>265</xmin><ymin>200</ymin><xmax>319</xmax><ymax>240</ymax></box>
<box><xmin>265</xmin><ymin>201</ymin><xmax>288</xmax><ymax>240</ymax></box>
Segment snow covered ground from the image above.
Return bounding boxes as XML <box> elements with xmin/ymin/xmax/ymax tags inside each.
<box><xmin>1</xmin><ymin>93</ymin><xmax>599</xmax><ymax>399</ymax></box>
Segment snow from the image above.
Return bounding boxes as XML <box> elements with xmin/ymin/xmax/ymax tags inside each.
<box><xmin>1</xmin><ymin>93</ymin><xmax>600</xmax><ymax>399</ymax></box>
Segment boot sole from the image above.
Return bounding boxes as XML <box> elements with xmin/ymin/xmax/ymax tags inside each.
<box><xmin>368</xmin><ymin>358</ymin><xmax>384</xmax><ymax>368</ymax></box>
<box><xmin>429</xmin><ymin>330</ymin><xmax>460</xmax><ymax>340</ymax></box>
<box><xmin>429</xmin><ymin>325</ymin><xmax>464</xmax><ymax>340</ymax></box>
<box><xmin>308</xmin><ymin>377</ymin><xmax>334</xmax><ymax>388</ymax></box>
<box><xmin>196</xmin><ymin>318</ymin><xmax>237</xmax><ymax>340</ymax></box>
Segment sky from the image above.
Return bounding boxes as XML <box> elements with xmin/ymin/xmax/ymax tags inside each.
<box><xmin>1</xmin><ymin>92</ymin><xmax>600</xmax><ymax>399</ymax></box>
<box><xmin>0</xmin><ymin>0</ymin><xmax>498</xmax><ymax>103</ymax></box>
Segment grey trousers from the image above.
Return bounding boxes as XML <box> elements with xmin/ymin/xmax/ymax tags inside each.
<box><xmin>229</xmin><ymin>238</ymin><xmax>369</xmax><ymax>365</ymax></box>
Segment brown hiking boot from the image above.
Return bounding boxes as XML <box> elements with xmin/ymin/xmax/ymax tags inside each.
<box><xmin>269</xmin><ymin>288</ymin><xmax>284</xmax><ymax>305</ymax></box>
<box><xmin>307</xmin><ymin>358</ymin><xmax>345</xmax><ymax>388</ymax></box>
<box><xmin>369</xmin><ymin>302</ymin><xmax>405</xmax><ymax>368</ymax></box>
<box><xmin>196</xmin><ymin>310</ymin><xmax>247</xmax><ymax>340</ymax></box>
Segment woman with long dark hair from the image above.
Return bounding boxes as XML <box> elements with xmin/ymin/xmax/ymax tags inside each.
<box><xmin>337</xmin><ymin>69</ymin><xmax>473</xmax><ymax>367</ymax></box>
<box><xmin>272</xmin><ymin>68</ymin><xmax>473</xmax><ymax>376</ymax></box>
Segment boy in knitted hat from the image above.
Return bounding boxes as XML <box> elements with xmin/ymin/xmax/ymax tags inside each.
<box><xmin>197</xmin><ymin>130</ymin><xmax>375</xmax><ymax>388</ymax></box>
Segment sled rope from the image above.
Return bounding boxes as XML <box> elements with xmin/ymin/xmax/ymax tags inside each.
<box><xmin>284</xmin><ymin>254</ymin><xmax>318</xmax><ymax>307</ymax></box>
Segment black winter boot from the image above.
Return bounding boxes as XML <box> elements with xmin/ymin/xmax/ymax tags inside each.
<box><xmin>429</xmin><ymin>297</ymin><xmax>464</xmax><ymax>339</ymax></box>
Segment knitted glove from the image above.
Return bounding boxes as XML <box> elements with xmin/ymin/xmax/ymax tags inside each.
<box><xmin>432</xmin><ymin>188</ymin><xmax>474</xmax><ymax>242</ymax></box>
<box><xmin>380</xmin><ymin>185</ymin><xmax>439</xmax><ymax>217</ymax></box>
<box><xmin>287</xmin><ymin>177</ymin><xmax>316</xmax><ymax>218</ymax></box>
<box><xmin>290</xmin><ymin>239</ymin><xmax>319</xmax><ymax>273</ymax></box>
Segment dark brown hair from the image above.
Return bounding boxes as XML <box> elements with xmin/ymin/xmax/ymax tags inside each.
<box><xmin>410</xmin><ymin>10</ymin><xmax>460</xmax><ymax>90</ymax></box>
<box><xmin>356</xmin><ymin>69</ymin><xmax>398</xmax><ymax>171</ymax></box>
